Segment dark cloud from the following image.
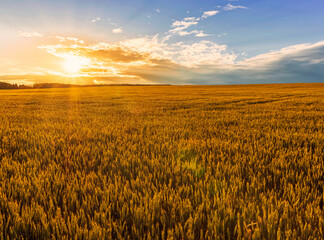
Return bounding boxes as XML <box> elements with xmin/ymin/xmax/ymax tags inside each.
<box><xmin>187</xmin><ymin>42</ymin><xmax>324</xmax><ymax>84</ymax></box>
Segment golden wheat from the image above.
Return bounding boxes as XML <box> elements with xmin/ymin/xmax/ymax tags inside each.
<box><xmin>0</xmin><ymin>84</ymin><xmax>323</xmax><ymax>239</ymax></box>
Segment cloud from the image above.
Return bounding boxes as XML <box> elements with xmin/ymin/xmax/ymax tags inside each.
<box><xmin>177</xmin><ymin>30</ymin><xmax>198</xmax><ymax>36</ymax></box>
<box><xmin>83</xmin><ymin>46</ymin><xmax>150</xmax><ymax>64</ymax></box>
<box><xmin>195</xmin><ymin>31</ymin><xmax>212</xmax><ymax>37</ymax></box>
<box><xmin>169</xmin><ymin>19</ymin><xmax>199</xmax><ymax>34</ymax></box>
<box><xmin>237</xmin><ymin>41</ymin><xmax>324</xmax><ymax>68</ymax></box>
<box><xmin>169</xmin><ymin>41</ymin><xmax>237</xmax><ymax>67</ymax></box>
<box><xmin>56</xmin><ymin>36</ymin><xmax>85</xmax><ymax>44</ymax></box>
<box><xmin>223</xmin><ymin>4</ymin><xmax>247</xmax><ymax>11</ymax></box>
<box><xmin>107</xmin><ymin>18</ymin><xmax>118</xmax><ymax>26</ymax></box>
<box><xmin>169</xmin><ymin>10</ymin><xmax>218</xmax><ymax>36</ymax></box>
<box><xmin>175</xmin><ymin>30</ymin><xmax>211</xmax><ymax>37</ymax></box>
<box><xmin>156</xmin><ymin>9</ymin><xmax>160</xmax><ymax>13</ymax></box>
<box><xmin>112</xmin><ymin>28</ymin><xmax>124</xmax><ymax>34</ymax></box>
<box><xmin>217</xmin><ymin>33</ymin><xmax>228</xmax><ymax>38</ymax></box>
<box><xmin>202</xmin><ymin>11</ymin><xmax>219</xmax><ymax>19</ymax></box>
<box><xmin>91</xmin><ymin>17</ymin><xmax>101</xmax><ymax>23</ymax></box>
<box><xmin>40</xmin><ymin>35</ymin><xmax>237</xmax><ymax>68</ymax></box>
<box><xmin>4</xmin><ymin>33</ymin><xmax>324</xmax><ymax>85</ymax></box>
<box><xmin>18</xmin><ymin>31</ymin><xmax>43</xmax><ymax>37</ymax></box>
<box><xmin>32</xmin><ymin>34</ymin><xmax>238</xmax><ymax>85</ymax></box>
<box><xmin>198</xmin><ymin>41</ymin><xmax>324</xmax><ymax>84</ymax></box>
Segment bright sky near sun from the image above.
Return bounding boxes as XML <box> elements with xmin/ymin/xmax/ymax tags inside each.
<box><xmin>0</xmin><ymin>0</ymin><xmax>324</xmax><ymax>85</ymax></box>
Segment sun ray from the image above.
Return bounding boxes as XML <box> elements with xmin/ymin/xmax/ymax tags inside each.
<box><xmin>63</xmin><ymin>55</ymin><xmax>90</xmax><ymax>74</ymax></box>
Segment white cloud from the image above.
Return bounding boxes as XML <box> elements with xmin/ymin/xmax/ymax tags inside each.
<box><xmin>107</xmin><ymin>18</ymin><xmax>118</xmax><ymax>26</ymax></box>
<box><xmin>18</xmin><ymin>31</ymin><xmax>43</xmax><ymax>37</ymax></box>
<box><xmin>169</xmin><ymin>19</ymin><xmax>199</xmax><ymax>34</ymax></box>
<box><xmin>237</xmin><ymin>41</ymin><xmax>324</xmax><ymax>68</ymax></box>
<box><xmin>178</xmin><ymin>30</ymin><xmax>198</xmax><ymax>36</ymax></box>
<box><xmin>169</xmin><ymin>10</ymin><xmax>218</xmax><ymax>36</ymax></box>
<box><xmin>91</xmin><ymin>17</ymin><xmax>101</xmax><ymax>23</ymax></box>
<box><xmin>119</xmin><ymin>36</ymin><xmax>237</xmax><ymax>67</ymax></box>
<box><xmin>171</xmin><ymin>41</ymin><xmax>237</xmax><ymax>67</ymax></box>
<box><xmin>66</xmin><ymin>37</ymin><xmax>85</xmax><ymax>44</ymax></box>
<box><xmin>184</xmin><ymin>17</ymin><xmax>198</xmax><ymax>21</ymax></box>
<box><xmin>56</xmin><ymin>36</ymin><xmax>85</xmax><ymax>44</ymax></box>
<box><xmin>223</xmin><ymin>4</ymin><xmax>247</xmax><ymax>11</ymax></box>
<box><xmin>172</xmin><ymin>20</ymin><xmax>198</xmax><ymax>28</ymax></box>
<box><xmin>217</xmin><ymin>33</ymin><xmax>227</xmax><ymax>38</ymax></box>
<box><xmin>176</xmin><ymin>30</ymin><xmax>211</xmax><ymax>37</ymax></box>
<box><xmin>156</xmin><ymin>9</ymin><xmax>160</xmax><ymax>13</ymax></box>
<box><xmin>112</xmin><ymin>28</ymin><xmax>123</xmax><ymax>34</ymax></box>
<box><xmin>195</xmin><ymin>31</ymin><xmax>212</xmax><ymax>37</ymax></box>
<box><xmin>202</xmin><ymin>11</ymin><xmax>219</xmax><ymax>19</ymax></box>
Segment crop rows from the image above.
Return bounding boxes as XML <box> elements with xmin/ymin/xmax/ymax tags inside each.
<box><xmin>0</xmin><ymin>84</ymin><xmax>323</xmax><ymax>239</ymax></box>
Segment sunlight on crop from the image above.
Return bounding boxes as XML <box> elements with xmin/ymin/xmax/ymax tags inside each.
<box><xmin>0</xmin><ymin>84</ymin><xmax>323</xmax><ymax>239</ymax></box>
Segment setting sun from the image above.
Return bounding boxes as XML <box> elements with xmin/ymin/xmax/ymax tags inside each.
<box><xmin>63</xmin><ymin>55</ymin><xmax>89</xmax><ymax>74</ymax></box>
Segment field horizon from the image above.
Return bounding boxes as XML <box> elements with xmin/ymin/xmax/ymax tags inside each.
<box><xmin>1</xmin><ymin>81</ymin><xmax>323</xmax><ymax>89</ymax></box>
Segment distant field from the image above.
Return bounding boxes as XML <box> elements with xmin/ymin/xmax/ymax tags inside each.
<box><xmin>0</xmin><ymin>83</ymin><xmax>323</xmax><ymax>239</ymax></box>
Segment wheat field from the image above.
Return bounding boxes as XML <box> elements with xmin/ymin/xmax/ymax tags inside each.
<box><xmin>0</xmin><ymin>84</ymin><xmax>323</xmax><ymax>239</ymax></box>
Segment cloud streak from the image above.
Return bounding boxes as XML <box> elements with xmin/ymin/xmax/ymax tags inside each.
<box><xmin>169</xmin><ymin>10</ymin><xmax>219</xmax><ymax>37</ymax></box>
<box><xmin>223</xmin><ymin>4</ymin><xmax>247</xmax><ymax>11</ymax></box>
<box><xmin>91</xmin><ymin>17</ymin><xmax>101</xmax><ymax>23</ymax></box>
<box><xmin>202</xmin><ymin>11</ymin><xmax>219</xmax><ymax>19</ymax></box>
<box><xmin>56</xmin><ymin>36</ymin><xmax>85</xmax><ymax>44</ymax></box>
<box><xmin>112</xmin><ymin>28</ymin><xmax>124</xmax><ymax>34</ymax></box>
<box><xmin>18</xmin><ymin>31</ymin><xmax>43</xmax><ymax>37</ymax></box>
<box><xmin>170</xmin><ymin>19</ymin><xmax>199</xmax><ymax>34</ymax></box>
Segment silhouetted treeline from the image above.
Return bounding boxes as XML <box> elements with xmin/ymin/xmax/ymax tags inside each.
<box><xmin>0</xmin><ymin>81</ymin><xmax>170</xmax><ymax>90</ymax></box>
<box><xmin>33</xmin><ymin>83</ymin><xmax>79</xmax><ymax>88</ymax></box>
<box><xmin>0</xmin><ymin>82</ymin><xmax>32</xmax><ymax>89</ymax></box>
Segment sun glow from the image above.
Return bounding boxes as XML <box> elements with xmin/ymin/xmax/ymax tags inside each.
<box><xmin>63</xmin><ymin>55</ymin><xmax>90</xmax><ymax>74</ymax></box>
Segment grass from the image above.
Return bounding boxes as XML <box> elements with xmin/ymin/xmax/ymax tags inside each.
<box><xmin>0</xmin><ymin>83</ymin><xmax>323</xmax><ymax>239</ymax></box>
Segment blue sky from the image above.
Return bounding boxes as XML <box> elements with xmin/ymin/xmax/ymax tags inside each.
<box><xmin>0</xmin><ymin>0</ymin><xmax>324</xmax><ymax>85</ymax></box>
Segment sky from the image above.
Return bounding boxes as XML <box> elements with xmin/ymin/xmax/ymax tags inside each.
<box><xmin>0</xmin><ymin>0</ymin><xmax>324</xmax><ymax>85</ymax></box>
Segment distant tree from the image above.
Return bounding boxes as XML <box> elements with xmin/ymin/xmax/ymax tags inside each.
<box><xmin>18</xmin><ymin>84</ymin><xmax>32</xmax><ymax>89</ymax></box>
<box><xmin>33</xmin><ymin>83</ymin><xmax>80</xmax><ymax>89</ymax></box>
<box><xmin>0</xmin><ymin>81</ymin><xmax>170</xmax><ymax>90</ymax></box>
<box><xmin>0</xmin><ymin>82</ymin><xmax>19</xmax><ymax>89</ymax></box>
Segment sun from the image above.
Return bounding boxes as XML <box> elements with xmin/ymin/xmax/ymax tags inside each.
<box><xmin>63</xmin><ymin>55</ymin><xmax>89</xmax><ymax>74</ymax></box>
